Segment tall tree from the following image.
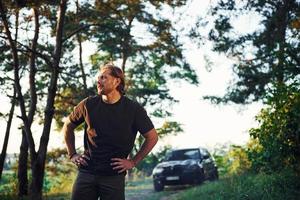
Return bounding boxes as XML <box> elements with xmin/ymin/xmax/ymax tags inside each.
<box><xmin>0</xmin><ymin>1</ymin><xmax>67</xmax><ymax>199</ymax></box>
<box><xmin>0</xmin><ymin>5</ymin><xmax>19</xmax><ymax>181</ymax></box>
<box><xmin>17</xmin><ymin>6</ymin><xmax>40</xmax><ymax>196</ymax></box>
<box><xmin>191</xmin><ymin>0</ymin><xmax>300</xmax><ymax>104</ymax></box>
<box><xmin>0</xmin><ymin>86</ymin><xmax>16</xmax><ymax>180</ymax></box>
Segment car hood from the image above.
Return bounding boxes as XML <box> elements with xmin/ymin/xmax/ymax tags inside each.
<box><xmin>155</xmin><ymin>160</ymin><xmax>198</xmax><ymax>168</ymax></box>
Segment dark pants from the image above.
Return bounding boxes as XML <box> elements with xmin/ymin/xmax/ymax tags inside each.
<box><xmin>71</xmin><ymin>171</ymin><xmax>125</xmax><ymax>200</ymax></box>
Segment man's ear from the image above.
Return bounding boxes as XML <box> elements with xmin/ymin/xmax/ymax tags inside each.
<box><xmin>114</xmin><ymin>78</ymin><xmax>121</xmax><ymax>86</ymax></box>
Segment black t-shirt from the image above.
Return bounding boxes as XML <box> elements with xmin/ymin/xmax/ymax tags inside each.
<box><xmin>68</xmin><ymin>95</ymin><xmax>154</xmax><ymax>175</ymax></box>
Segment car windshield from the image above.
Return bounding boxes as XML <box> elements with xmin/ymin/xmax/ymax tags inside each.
<box><xmin>165</xmin><ymin>149</ymin><xmax>200</xmax><ymax>161</ymax></box>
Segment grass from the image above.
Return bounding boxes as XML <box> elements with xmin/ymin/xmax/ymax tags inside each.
<box><xmin>175</xmin><ymin>169</ymin><xmax>300</xmax><ymax>200</ymax></box>
<box><xmin>1</xmin><ymin>169</ymin><xmax>299</xmax><ymax>200</ymax></box>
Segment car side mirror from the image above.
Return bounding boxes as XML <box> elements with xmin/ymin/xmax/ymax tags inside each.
<box><xmin>203</xmin><ymin>155</ymin><xmax>209</xmax><ymax>160</ymax></box>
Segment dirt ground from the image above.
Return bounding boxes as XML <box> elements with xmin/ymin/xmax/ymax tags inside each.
<box><xmin>125</xmin><ymin>178</ymin><xmax>192</xmax><ymax>200</ymax></box>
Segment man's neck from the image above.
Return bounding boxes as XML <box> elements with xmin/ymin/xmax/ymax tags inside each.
<box><xmin>102</xmin><ymin>91</ymin><xmax>121</xmax><ymax>104</ymax></box>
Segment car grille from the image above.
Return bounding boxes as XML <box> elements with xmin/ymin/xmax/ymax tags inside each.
<box><xmin>162</xmin><ymin>165</ymin><xmax>182</xmax><ymax>175</ymax></box>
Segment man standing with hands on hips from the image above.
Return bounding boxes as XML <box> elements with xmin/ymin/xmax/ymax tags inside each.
<box><xmin>63</xmin><ymin>63</ymin><xmax>158</xmax><ymax>200</ymax></box>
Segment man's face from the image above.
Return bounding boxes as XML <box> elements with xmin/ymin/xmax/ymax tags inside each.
<box><xmin>97</xmin><ymin>69</ymin><xmax>120</xmax><ymax>95</ymax></box>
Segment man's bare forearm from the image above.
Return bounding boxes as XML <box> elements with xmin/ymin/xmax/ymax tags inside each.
<box><xmin>111</xmin><ymin>128</ymin><xmax>158</xmax><ymax>173</ymax></box>
<box><xmin>132</xmin><ymin>128</ymin><xmax>158</xmax><ymax>166</ymax></box>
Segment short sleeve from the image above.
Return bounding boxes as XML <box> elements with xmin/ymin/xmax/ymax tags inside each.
<box><xmin>134</xmin><ymin>105</ymin><xmax>154</xmax><ymax>135</ymax></box>
<box><xmin>68</xmin><ymin>98</ymin><xmax>88</xmax><ymax>126</ymax></box>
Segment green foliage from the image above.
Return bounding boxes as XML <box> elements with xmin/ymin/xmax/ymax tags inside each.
<box><xmin>0</xmin><ymin>171</ymin><xmax>18</xmax><ymax>198</ymax></box>
<box><xmin>156</xmin><ymin>121</ymin><xmax>182</xmax><ymax>137</ymax></box>
<box><xmin>0</xmin><ymin>148</ymin><xmax>76</xmax><ymax>199</ymax></box>
<box><xmin>212</xmin><ymin>146</ymin><xmax>230</xmax><ymax>176</ymax></box>
<box><xmin>43</xmin><ymin>148</ymin><xmax>77</xmax><ymax>195</ymax></box>
<box><xmin>225</xmin><ymin>145</ymin><xmax>251</xmax><ymax>175</ymax></box>
<box><xmin>176</xmin><ymin>169</ymin><xmax>300</xmax><ymax>200</ymax></box>
<box><xmin>193</xmin><ymin>0</ymin><xmax>300</xmax><ymax>104</ymax></box>
<box><xmin>248</xmin><ymin>83</ymin><xmax>300</xmax><ymax>172</ymax></box>
<box><xmin>90</xmin><ymin>52</ymin><xmax>112</xmax><ymax>72</ymax></box>
<box><xmin>212</xmin><ymin>144</ymin><xmax>251</xmax><ymax>176</ymax></box>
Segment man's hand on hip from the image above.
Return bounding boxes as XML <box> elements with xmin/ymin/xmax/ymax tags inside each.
<box><xmin>71</xmin><ymin>153</ymin><xmax>90</xmax><ymax>167</ymax></box>
<box><xmin>111</xmin><ymin>158</ymin><xmax>135</xmax><ymax>173</ymax></box>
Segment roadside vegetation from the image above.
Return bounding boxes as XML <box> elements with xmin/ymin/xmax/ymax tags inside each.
<box><xmin>176</xmin><ymin>170</ymin><xmax>300</xmax><ymax>200</ymax></box>
<box><xmin>1</xmin><ymin>146</ymin><xmax>300</xmax><ymax>200</ymax></box>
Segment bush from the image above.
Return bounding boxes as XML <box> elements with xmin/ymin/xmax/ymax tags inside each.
<box><xmin>248</xmin><ymin>83</ymin><xmax>300</xmax><ymax>172</ymax></box>
<box><xmin>212</xmin><ymin>144</ymin><xmax>251</xmax><ymax>176</ymax></box>
<box><xmin>0</xmin><ymin>171</ymin><xmax>18</xmax><ymax>200</ymax></box>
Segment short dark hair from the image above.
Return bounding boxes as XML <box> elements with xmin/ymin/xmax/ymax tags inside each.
<box><xmin>100</xmin><ymin>63</ymin><xmax>125</xmax><ymax>94</ymax></box>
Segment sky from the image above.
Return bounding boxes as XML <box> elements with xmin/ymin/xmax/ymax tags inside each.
<box><xmin>161</xmin><ymin>47</ymin><xmax>262</xmax><ymax>151</ymax></box>
<box><xmin>0</xmin><ymin>0</ymin><xmax>264</xmax><ymax>154</ymax></box>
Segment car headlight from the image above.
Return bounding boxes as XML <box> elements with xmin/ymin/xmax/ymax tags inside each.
<box><xmin>153</xmin><ymin>167</ymin><xmax>163</xmax><ymax>175</ymax></box>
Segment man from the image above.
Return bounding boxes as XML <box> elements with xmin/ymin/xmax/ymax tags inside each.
<box><xmin>63</xmin><ymin>64</ymin><xmax>158</xmax><ymax>200</ymax></box>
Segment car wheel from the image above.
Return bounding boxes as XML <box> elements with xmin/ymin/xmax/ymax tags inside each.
<box><xmin>209</xmin><ymin>168</ymin><xmax>219</xmax><ymax>181</ymax></box>
<box><xmin>194</xmin><ymin>177</ymin><xmax>204</xmax><ymax>185</ymax></box>
<box><xmin>194</xmin><ymin>170</ymin><xmax>205</xmax><ymax>185</ymax></box>
<box><xmin>153</xmin><ymin>180</ymin><xmax>164</xmax><ymax>192</ymax></box>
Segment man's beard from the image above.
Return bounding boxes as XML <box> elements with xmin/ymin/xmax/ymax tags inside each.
<box><xmin>98</xmin><ymin>87</ymin><xmax>113</xmax><ymax>95</ymax></box>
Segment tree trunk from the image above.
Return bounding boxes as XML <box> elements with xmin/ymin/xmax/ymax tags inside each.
<box><xmin>121</xmin><ymin>52</ymin><xmax>127</xmax><ymax>72</ymax></box>
<box><xmin>30</xmin><ymin>159</ymin><xmax>44</xmax><ymax>200</ymax></box>
<box><xmin>76</xmin><ymin>0</ymin><xmax>88</xmax><ymax>96</ymax></box>
<box><xmin>120</xmin><ymin>18</ymin><xmax>133</xmax><ymax>72</ymax></box>
<box><xmin>77</xmin><ymin>33</ymin><xmax>88</xmax><ymax>94</ymax></box>
<box><xmin>17</xmin><ymin>7</ymin><xmax>40</xmax><ymax>197</ymax></box>
<box><xmin>0</xmin><ymin>87</ymin><xmax>16</xmax><ymax>180</ymax></box>
<box><xmin>29</xmin><ymin>1</ymin><xmax>67</xmax><ymax>199</ymax></box>
<box><xmin>18</xmin><ymin>130</ymin><xmax>29</xmax><ymax>196</ymax></box>
<box><xmin>275</xmin><ymin>0</ymin><xmax>291</xmax><ymax>84</ymax></box>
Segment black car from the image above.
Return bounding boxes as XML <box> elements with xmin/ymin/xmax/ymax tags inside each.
<box><xmin>152</xmin><ymin>147</ymin><xmax>218</xmax><ymax>191</ymax></box>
